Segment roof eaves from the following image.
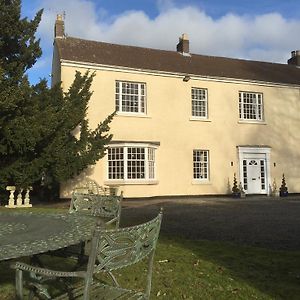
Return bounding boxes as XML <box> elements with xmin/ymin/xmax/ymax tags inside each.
<box><xmin>60</xmin><ymin>59</ymin><xmax>300</xmax><ymax>88</ymax></box>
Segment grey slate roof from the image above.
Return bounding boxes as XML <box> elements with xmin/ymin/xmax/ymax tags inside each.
<box><xmin>55</xmin><ymin>37</ymin><xmax>300</xmax><ymax>86</ymax></box>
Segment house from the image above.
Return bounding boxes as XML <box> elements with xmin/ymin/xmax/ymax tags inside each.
<box><xmin>52</xmin><ymin>15</ymin><xmax>300</xmax><ymax>198</ymax></box>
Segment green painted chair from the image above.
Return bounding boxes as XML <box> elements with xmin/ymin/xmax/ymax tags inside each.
<box><xmin>43</xmin><ymin>191</ymin><xmax>123</xmax><ymax>267</ymax></box>
<box><xmin>11</xmin><ymin>211</ymin><xmax>163</xmax><ymax>300</ymax></box>
<box><xmin>69</xmin><ymin>192</ymin><xmax>123</xmax><ymax>229</ymax></box>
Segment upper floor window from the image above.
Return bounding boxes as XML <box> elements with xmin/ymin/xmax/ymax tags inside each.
<box><xmin>239</xmin><ymin>92</ymin><xmax>263</xmax><ymax>121</ymax></box>
<box><xmin>115</xmin><ymin>81</ymin><xmax>146</xmax><ymax>114</ymax></box>
<box><xmin>193</xmin><ymin>150</ymin><xmax>209</xmax><ymax>180</ymax></box>
<box><xmin>108</xmin><ymin>144</ymin><xmax>156</xmax><ymax>182</ymax></box>
<box><xmin>191</xmin><ymin>88</ymin><xmax>208</xmax><ymax>118</ymax></box>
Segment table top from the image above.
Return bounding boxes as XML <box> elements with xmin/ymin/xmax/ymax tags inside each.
<box><xmin>0</xmin><ymin>211</ymin><xmax>97</xmax><ymax>261</ymax></box>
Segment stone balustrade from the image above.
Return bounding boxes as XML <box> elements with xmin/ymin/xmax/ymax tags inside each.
<box><xmin>5</xmin><ymin>186</ymin><xmax>33</xmax><ymax>208</ymax></box>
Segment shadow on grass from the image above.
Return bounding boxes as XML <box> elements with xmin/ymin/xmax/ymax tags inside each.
<box><xmin>162</xmin><ymin>236</ymin><xmax>300</xmax><ymax>299</ymax></box>
<box><xmin>2</xmin><ymin>238</ymin><xmax>300</xmax><ymax>300</ymax></box>
<box><xmin>121</xmin><ymin>200</ymin><xmax>300</xmax><ymax>299</ymax></box>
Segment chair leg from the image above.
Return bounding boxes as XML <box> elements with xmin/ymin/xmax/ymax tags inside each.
<box><xmin>145</xmin><ymin>250</ymin><xmax>155</xmax><ymax>299</ymax></box>
<box><xmin>15</xmin><ymin>269</ymin><xmax>23</xmax><ymax>300</ymax></box>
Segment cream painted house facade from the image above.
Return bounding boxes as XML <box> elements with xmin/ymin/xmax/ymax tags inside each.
<box><xmin>52</xmin><ymin>16</ymin><xmax>300</xmax><ymax>198</ymax></box>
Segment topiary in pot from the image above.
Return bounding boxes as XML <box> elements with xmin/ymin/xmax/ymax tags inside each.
<box><xmin>279</xmin><ymin>173</ymin><xmax>288</xmax><ymax>197</ymax></box>
<box><xmin>232</xmin><ymin>173</ymin><xmax>240</xmax><ymax>198</ymax></box>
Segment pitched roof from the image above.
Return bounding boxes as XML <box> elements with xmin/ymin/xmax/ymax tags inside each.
<box><xmin>55</xmin><ymin>37</ymin><xmax>300</xmax><ymax>86</ymax></box>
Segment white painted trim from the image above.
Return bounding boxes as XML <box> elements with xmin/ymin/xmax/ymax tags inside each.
<box><xmin>104</xmin><ymin>180</ymin><xmax>159</xmax><ymax>185</ymax></box>
<box><xmin>109</xmin><ymin>142</ymin><xmax>159</xmax><ymax>149</ymax></box>
<box><xmin>60</xmin><ymin>59</ymin><xmax>300</xmax><ymax>89</ymax></box>
<box><xmin>116</xmin><ymin>112</ymin><xmax>151</xmax><ymax>118</ymax></box>
<box><xmin>238</xmin><ymin>120</ymin><xmax>267</xmax><ymax>125</ymax></box>
<box><xmin>238</xmin><ymin>146</ymin><xmax>271</xmax><ymax>195</ymax></box>
<box><xmin>192</xmin><ymin>180</ymin><xmax>211</xmax><ymax>185</ymax></box>
<box><xmin>189</xmin><ymin>117</ymin><xmax>212</xmax><ymax>122</ymax></box>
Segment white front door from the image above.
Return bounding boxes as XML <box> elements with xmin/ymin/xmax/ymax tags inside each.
<box><xmin>247</xmin><ymin>159</ymin><xmax>262</xmax><ymax>193</ymax></box>
<box><xmin>242</xmin><ymin>158</ymin><xmax>267</xmax><ymax>194</ymax></box>
<box><xmin>239</xmin><ymin>147</ymin><xmax>270</xmax><ymax>195</ymax></box>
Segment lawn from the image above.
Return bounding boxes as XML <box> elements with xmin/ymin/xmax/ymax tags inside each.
<box><xmin>1</xmin><ymin>208</ymin><xmax>300</xmax><ymax>299</ymax></box>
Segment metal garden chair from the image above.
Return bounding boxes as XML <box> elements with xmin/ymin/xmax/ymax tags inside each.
<box><xmin>11</xmin><ymin>210</ymin><xmax>163</xmax><ymax>300</ymax></box>
<box><xmin>44</xmin><ymin>191</ymin><xmax>123</xmax><ymax>267</ymax></box>
<box><xmin>69</xmin><ymin>191</ymin><xmax>123</xmax><ymax>229</ymax></box>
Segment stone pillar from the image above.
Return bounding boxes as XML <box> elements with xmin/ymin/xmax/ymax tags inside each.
<box><xmin>23</xmin><ymin>187</ymin><xmax>33</xmax><ymax>207</ymax></box>
<box><xmin>5</xmin><ymin>186</ymin><xmax>16</xmax><ymax>208</ymax></box>
<box><xmin>16</xmin><ymin>189</ymin><xmax>23</xmax><ymax>206</ymax></box>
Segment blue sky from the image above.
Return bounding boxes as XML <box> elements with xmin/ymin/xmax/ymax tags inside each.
<box><xmin>21</xmin><ymin>0</ymin><xmax>300</xmax><ymax>85</ymax></box>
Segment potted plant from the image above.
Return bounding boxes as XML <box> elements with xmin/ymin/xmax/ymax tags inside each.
<box><xmin>270</xmin><ymin>179</ymin><xmax>279</xmax><ymax>197</ymax></box>
<box><xmin>279</xmin><ymin>173</ymin><xmax>288</xmax><ymax>197</ymax></box>
<box><xmin>239</xmin><ymin>182</ymin><xmax>246</xmax><ymax>198</ymax></box>
<box><xmin>232</xmin><ymin>173</ymin><xmax>240</xmax><ymax>198</ymax></box>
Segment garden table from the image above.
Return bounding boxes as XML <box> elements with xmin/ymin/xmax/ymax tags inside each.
<box><xmin>0</xmin><ymin>211</ymin><xmax>97</xmax><ymax>261</ymax></box>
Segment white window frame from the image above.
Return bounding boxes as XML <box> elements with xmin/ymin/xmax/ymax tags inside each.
<box><xmin>115</xmin><ymin>81</ymin><xmax>146</xmax><ymax>115</ymax></box>
<box><xmin>239</xmin><ymin>91</ymin><xmax>264</xmax><ymax>122</ymax></box>
<box><xmin>107</xmin><ymin>143</ymin><xmax>157</xmax><ymax>184</ymax></box>
<box><xmin>193</xmin><ymin>150</ymin><xmax>209</xmax><ymax>181</ymax></box>
<box><xmin>191</xmin><ymin>87</ymin><xmax>208</xmax><ymax>119</ymax></box>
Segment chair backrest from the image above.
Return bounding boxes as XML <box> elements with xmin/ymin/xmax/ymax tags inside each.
<box><xmin>83</xmin><ymin>211</ymin><xmax>163</xmax><ymax>299</ymax></box>
<box><xmin>94</xmin><ymin>211</ymin><xmax>162</xmax><ymax>272</ymax></box>
<box><xmin>69</xmin><ymin>192</ymin><xmax>123</xmax><ymax>228</ymax></box>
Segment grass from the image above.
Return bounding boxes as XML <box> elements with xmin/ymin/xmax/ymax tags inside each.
<box><xmin>1</xmin><ymin>208</ymin><xmax>300</xmax><ymax>299</ymax></box>
<box><xmin>117</xmin><ymin>237</ymin><xmax>300</xmax><ymax>299</ymax></box>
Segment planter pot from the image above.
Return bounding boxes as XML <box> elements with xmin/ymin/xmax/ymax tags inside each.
<box><xmin>279</xmin><ymin>190</ymin><xmax>288</xmax><ymax>197</ymax></box>
<box><xmin>232</xmin><ymin>192</ymin><xmax>241</xmax><ymax>198</ymax></box>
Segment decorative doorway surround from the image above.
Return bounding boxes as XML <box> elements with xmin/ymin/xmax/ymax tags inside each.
<box><xmin>238</xmin><ymin>146</ymin><xmax>271</xmax><ymax>195</ymax></box>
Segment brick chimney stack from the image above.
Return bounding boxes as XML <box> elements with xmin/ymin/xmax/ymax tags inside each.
<box><xmin>287</xmin><ymin>50</ymin><xmax>300</xmax><ymax>67</ymax></box>
<box><xmin>54</xmin><ymin>14</ymin><xmax>65</xmax><ymax>38</ymax></box>
<box><xmin>177</xmin><ymin>33</ymin><xmax>190</xmax><ymax>56</ymax></box>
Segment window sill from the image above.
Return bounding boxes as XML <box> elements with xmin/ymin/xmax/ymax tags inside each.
<box><xmin>189</xmin><ymin>117</ymin><xmax>211</xmax><ymax>122</ymax></box>
<box><xmin>192</xmin><ymin>180</ymin><xmax>211</xmax><ymax>185</ymax></box>
<box><xmin>104</xmin><ymin>180</ymin><xmax>158</xmax><ymax>185</ymax></box>
<box><xmin>116</xmin><ymin>112</ymin><xmax>151</xmax><ymax>118</ymax></box>
<box><xmin>238</xmin><ymin>120</ymin><xmax>266</xmax><ymax>125</ymax></box>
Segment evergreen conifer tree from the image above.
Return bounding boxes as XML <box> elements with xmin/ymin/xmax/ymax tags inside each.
<box><xmin>0</xmin><ymin>1</ymin><xmax>114</xmax><ymax>198</ymax></box>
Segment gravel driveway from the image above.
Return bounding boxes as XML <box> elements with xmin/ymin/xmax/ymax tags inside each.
<box><xmin>121</xmin><ymin>196</ymin><xmax>300</xmax><ymax>251</ymax></box>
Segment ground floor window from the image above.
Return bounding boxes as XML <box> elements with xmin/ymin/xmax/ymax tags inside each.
<box><xmin>193</xmin><ymin>150</ymin><xmax>209</xmax><ymax>180</ymax></box>
<box><xmin>108</xmin><ymin>144</ymin><xmax>156</xmax><ymax>181</ymax></box>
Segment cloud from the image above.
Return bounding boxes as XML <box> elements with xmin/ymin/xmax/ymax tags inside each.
<box><xmin>29</xmin><ymin>0</ymin><xmax>300</xmax><ymax>82</ymax></box>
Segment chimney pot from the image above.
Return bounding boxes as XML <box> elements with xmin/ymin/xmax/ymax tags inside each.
<box><xmin>177</xmin><ymin>33</ymin><xmax>190</xmax><ymax>56</ymax></box>
<box><xmin>288</xmin><ymin>50</ymin><xmax>300</xmax><ymax>67</ymax></box>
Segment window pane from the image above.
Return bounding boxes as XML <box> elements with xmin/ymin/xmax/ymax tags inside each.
<box><xmin>115</xmin><ymin>81</ymin><xmax>146</xmax><ymax>114</ymax></box>
<box><xmin>127</xmin><ymin>147</ymin><xmax>145</xmax><ymax>179</ymax></box>
<box><xmin>191</xmin><ymin>88</ymin><xmax>207</xmax><ymax>118</ymax></box>
<box><xmin>193</xmin><ymin>150</ymin><xmax>209</xmax><ymax>180</ymax></box>
<box><xmin>148</xmin><ymin>148</ymin><xmax>155</xmax><ymax>179</ymax></box>
<box><xmin>239</xmin><ymin>92</ymin><xmax>263</xmax><ymax>121</ymax></box>
<box><xmin>108</xmin><ymin>147</ymin><xmax>124</xmax><ymax>179</ymax></box>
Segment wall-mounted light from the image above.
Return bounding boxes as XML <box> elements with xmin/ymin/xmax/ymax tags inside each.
<box><xmin>183</xmin><ymin>75</ymin><xmax>191</xmax><ymax>82</ymax></box>
<box><xmin>273</xmin><ymin>162</ymin><xmax>276</xmax><ymax>167</ymax></box>
<box><xmin>231</xmin><ymin>161</ymin><xmax>234</xmax><ymax>166</ymax></box>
